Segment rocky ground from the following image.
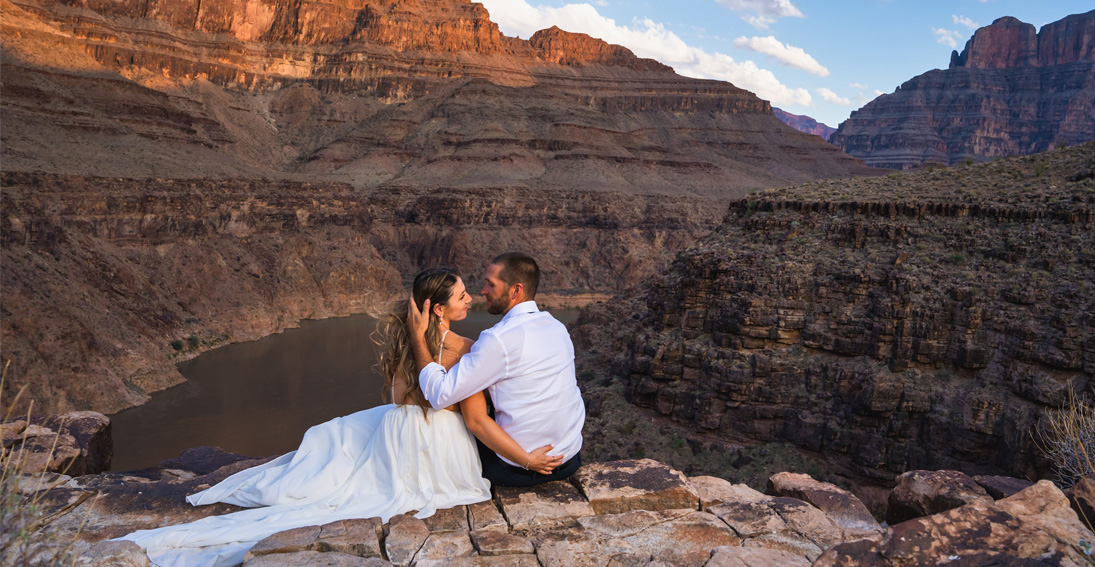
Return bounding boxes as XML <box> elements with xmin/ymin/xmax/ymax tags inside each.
<box><xmin>5</xmin><ymin>414</ymin><xmax>1095</xmax><ymax>567</ymax></box>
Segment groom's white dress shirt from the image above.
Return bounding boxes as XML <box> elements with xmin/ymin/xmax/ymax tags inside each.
<box><xmin>420</xmin><ymin>300</ymin><xmax>585</xmax><ymax>466</ymax></box>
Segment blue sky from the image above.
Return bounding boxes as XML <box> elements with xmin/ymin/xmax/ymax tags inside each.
<box><xmin>478</xmin><ymin>0</ymin><xmax>1092</xmax><ymax>128</ymax></box>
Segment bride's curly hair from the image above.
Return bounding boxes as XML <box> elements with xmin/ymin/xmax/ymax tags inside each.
<box><xmin>373</xmin><ymin>268</ymin><xmax>460</xmax><ymax>417</ymax></box>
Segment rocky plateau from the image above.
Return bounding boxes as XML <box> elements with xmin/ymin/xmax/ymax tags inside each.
<box><xmin>831</xmin><ymin>10</ymin><xmax>1095</xmax><ymax>169</ymax></box>
<box><xmin>572</xmin><ymin>142</ymin><xmax>1095</xmax><ymax>497</ymax></box>
<box><xmin>773</xmin><ymin>109</ymin><xmax>834</xmax><ymax>142</ymax></box>
<box><xmin>5</xmin><ymin>417</ymin><xmax>1095</xmax><ymax>566</ymax></box>
<box><xmin>0</xmin><ymin>0</ymin><xmax>880</xmax><ymax>415</ymax></box>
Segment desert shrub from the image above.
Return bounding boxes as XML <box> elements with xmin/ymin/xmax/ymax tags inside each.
<box><xmin>1</xmin><ymin>367</ymin><xmax>86</xmax><ymax>566</ymax></box>
<box><xmin>1039</xmin><ymin>387</ymin><xmax>1095</xmax><ymax>489</ymax></box>
<box><xmin>169</xmin><ymin>339</ymin><xmax>184</xmax><ymax>351</ymax></box>
<box><xmin>187</xmin><ymin>335</ymin><xmax>200</xmax><ymax>349</ymax></box>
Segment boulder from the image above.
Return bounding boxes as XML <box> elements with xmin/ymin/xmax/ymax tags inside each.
<box><xmin>573</xmin><ymin>459</ymin><xmax>699</xmax><ymax>515</ymax></box>
<box><xmin>414</xmin><ymin>531</ymin><xmax>476</xmax><ymax>563</ymax></box>
<box><xmin>973</xmin><ymin>475</ymin><xmax>1034</xmax><ymax>500</ymax></box>
<box><xmin>885</xmin><ymin>470</ymin><xmax>993</xmax><ymax>525</ymax></box>
<box><xmin>766</xmin><ymin>472</ymin><xmax>879</xmax><ymax>533</ymax></box>
<box><xmin>74</xmin><ymin>540</ymin><xmax>150</xmax><ymax>567</ymax></box>
<box><xmin>495</xmin><ymin>480</ymin><xmax>595</xmax><ymax>533</ymax></box>
<box><xmin>688</xmin><ymin>476</ymin><xmax>767</xmax><ymax>510</ymax></box>
<box><xmin>709</xmin><ymin>495</ymin><xmax>847</xmax><ymax>561</ymax></box>
<box><xmin>3</xmin><ymin>412</ymin><xmax>111</xmax><ymax>476</ymax></box>
<box><xmin>815</xmin><ymin>480</ymin><xmax>1095</xmax><ymax>566</ymax></box>
<box><xmin>1069</xmin><ymin>476</ymin><xmax>1095</xmax><ymax>531</ymax></box>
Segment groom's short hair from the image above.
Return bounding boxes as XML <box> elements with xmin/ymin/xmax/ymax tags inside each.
<box><xmin>491</xmin><ymin>252</ymin><xmax>540</xmax><ymax>299</ymax></box>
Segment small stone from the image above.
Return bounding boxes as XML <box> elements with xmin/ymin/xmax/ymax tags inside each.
<box><xmin>572</xmin><ymin>459</ymin><xmax>698</xmax><ymax>515</ymax></box>
<box><xmin>383</xmin><ymin>514</ymin><xmax>429</xmax><ymax>567</ymax></box>
<box><xmin>243</xmin><ymin>551</ymin><xmax>391</xmax><ymax>566</ymax></box>
<box><xmin>495</xmin><ymin>480</ymin><xmax>595</xmax><ymax>533</ymax></box>
<box><xmin>707</xmin><ymin>545</ymin><xmax>812</xmax><ymax>567</ymax></box>
<box><xmin>469</xmin><ymin>500</ymin><xmax>507</xmax><ymax>532</ymax></box>
<box><xmin>470</xmin><ymin>529</ymin><xmax>535</xmax><ymax>556</ymax></box>
<box><xmin>1</xmin><ymin>419</ymin><xmax>27</xmax><ymax>448</ymax></box>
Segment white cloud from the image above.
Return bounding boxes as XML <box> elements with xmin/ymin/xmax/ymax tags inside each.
<box><xmin>715</xmin><ymin>0</ymin><xmax>803</xmax><ymax>29</ymax></box>
<box><xmin>732</xmin><ymin>36</ymin><xmax>829</xmax><ymax>76</ymax></box>
<box><xmin>932</xmin><ymin>27</ymin><xmax>963</xmax><ymax>48</ymax></box>
<box><xmin>479</xmin><ymin>0</ymin><xmax>813</xmax><ymax>107</ymax></box>
<box><xmin>952</xmin><ymin>15</ymin><xmax>979</xmax><ymax>30</ymax></box>
<box><xmin>873</xmin><ymin>89</ymin><xmax>886</xmax><ymax>96</ymax></box>
<box><xmin>849</xmin><ymin>82</ymin><xmax>866</xmax><ymax>89</ymax></box>
<box><xmin>815</xmin><ymin>87</ymin><xmax>853</xmax><ymax>106</ymax></box>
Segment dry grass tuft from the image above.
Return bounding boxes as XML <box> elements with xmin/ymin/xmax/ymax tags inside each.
<box><xmin>1</xmin><ymin>361</ymin><xmax>89</xmax><ymax>567</ymax></box>
<box><xmin>1039</xmin><ymin>386</ymin><xmax>1095</xmax><ymax>491</ymax></box>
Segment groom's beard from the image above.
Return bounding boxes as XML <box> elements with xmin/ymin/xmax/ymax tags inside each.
<box><xmin>485</xmin><ymin>294</ymin><xmax>508</xmax><ymax>315</ymax></box>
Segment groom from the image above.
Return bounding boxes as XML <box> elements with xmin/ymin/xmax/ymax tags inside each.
<box><xmin>408</xmin><ymin>252</ymin><xmax>585</xmax><ymax>486</ymax></box>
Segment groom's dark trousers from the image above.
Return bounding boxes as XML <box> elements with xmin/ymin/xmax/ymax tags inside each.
<box><xmin>476</xmin><ymin>439</ymin><xmax>581</xmax><ymax>487</ymax></box>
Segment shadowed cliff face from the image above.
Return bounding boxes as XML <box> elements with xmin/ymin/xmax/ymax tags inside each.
<box><xmin>831</xmin><ymin>11</ymin><xmax>1095</xmax><ymax>170</ymax></box>
<box><xmin>0</xmin><ymin>172</ymin><xmax>722</xmax><ymax>413</ymax></box>
<box><xmin>572</xmin><ymin>142</ymin><xmax>1095</xmax><ymax>485</ymax></box>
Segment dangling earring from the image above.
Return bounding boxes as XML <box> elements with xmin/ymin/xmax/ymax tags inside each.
<box><xmin>439</xmin><ymin>314</ymin><xmax>444</xmax><ymax>326</ymax></box>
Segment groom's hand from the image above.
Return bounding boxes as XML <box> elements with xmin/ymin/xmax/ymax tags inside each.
<box><xmin>527</xmin><ymin>445</ymin><xmax>564</xmax><ymax>475</ymax></box>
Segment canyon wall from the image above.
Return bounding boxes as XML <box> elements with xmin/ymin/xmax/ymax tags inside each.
<box><xmin>773</xmin><ymin>108</ymin><xmax>835</xmax><ymax>141</ymax></box>
<box><xmin>831</xmin><ymin>11</ymin><xmax>1095</xmax><ymax>170</ymax></box>
<box><xmin>0</xmin><ymin>172</ymin><xmax>722</xmax><ymax>413</ymax></box>
<box><xmin>572</xmin><ymin>142</ymin><xmax>1095</xmax><ymax>484</ymax></box>
<box><xmin>0</xmin><ymin>0</ymin><xmax>883</xmax><ymax>414</ymax></box>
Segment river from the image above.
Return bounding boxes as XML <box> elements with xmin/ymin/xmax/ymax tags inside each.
<box><xmin>109</xmin><ymin>309</ymin><xmax>579</xmax><ymax>471</ymax></box>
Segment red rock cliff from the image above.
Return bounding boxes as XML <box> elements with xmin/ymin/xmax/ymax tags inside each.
<box><xmin>833</xmin><ymin>10</ymin><xmax>1095</xmax><ymax>169</ymax></box>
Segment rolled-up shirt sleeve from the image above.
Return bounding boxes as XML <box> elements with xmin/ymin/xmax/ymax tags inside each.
<box><xmin>420</xmin><ymin>330</ymin><xmax>508</xmax><ymax>409</ymax></box>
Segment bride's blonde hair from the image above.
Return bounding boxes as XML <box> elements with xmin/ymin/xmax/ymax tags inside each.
<box><xmin>374</xmin><ymin>268</ymin><xmax>460</xmax><ymax>416</ymax></box>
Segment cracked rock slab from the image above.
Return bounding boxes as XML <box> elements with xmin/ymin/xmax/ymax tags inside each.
<box><xmin>470</xmin><ymin>529</ymin><xmax>535</xmax><ymax>556</ymax></box>
<box><xmin>579</xmin><ymin>509</ymin><xmax>740</xmax><ymax>566</ymax></box>
<box><xmin>415</xmin><ymin>556</ymin><xmax>540</xmax><ymax>567</ymax></box>
<box><xmin>766</xmin><ymin>472</ymin><xmax>879</xmax><ymax>533</ymax></box>
<box><xmin>414</xmin><ymin>531</ymin><xmax>476</xmax><ymax>563</ymax></box>
<box><xmin>688</xmin><ymin>477</ymin><xmax>766</xmax><ymax>510</ymax></box>
<box><xmin>245</xmin><ymin>519</ymin><xmax>383</xmax><ymax>561</ymax></box>
<box><xmin>469</xmin><ymin>500</ymin><xmax>508</xmax><ymax>532</ymax></box>
<box><xmin>706</xmin><ymin>545</ymin><xmax>811</xmax><ymax>567</ymax></box>
<box><xmin>383</xmin><ymin>514</ymin><xmax>429</xmax><ymax>567</ymax></box>
<box><xmin>243</xmin><ymin>551</ymin><xmax>391</xmax><ymax>566</ymax></box>
<box><xmin>495</xmin><ymin>480</ymin><xmax>595</xmax><ymax>533</ymax></box>
<box><xmin>573</xmin><ymin>459</ymin><xmax>699</xmax><ymax>515</ymax></box>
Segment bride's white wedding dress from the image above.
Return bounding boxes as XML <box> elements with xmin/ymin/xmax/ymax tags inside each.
<box><xmin>119</xmin><ymin>403</ymin><xmax>491</xmax><ymax>567</ymax></box>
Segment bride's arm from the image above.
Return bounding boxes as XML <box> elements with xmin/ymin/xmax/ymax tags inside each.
<box><xmin>459</xmin><ymin>392</ymin><xmax>563</xmax><ymax>475</ymax></box>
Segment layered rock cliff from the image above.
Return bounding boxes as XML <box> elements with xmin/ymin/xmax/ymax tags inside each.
<box><xmin>572</xmin><ymin>142</ymin><xmax>1095</xmax><ymax>487</ymax></box>
<box><xmin>831</xmin><ymin>11</ymin><xmax>1095</xmax><ymax>169</ymax></box>
<box><xmin>773</xmin><ymin>108</ymin><xmax>835</xmax><ymax>141</ymax></box>
<box><xmin>0</xmin><ymin>0</ymin><xmax>870</xmax><ymax>193</ymax></box>
<box><xmin>0</xmin><ymin>0</ymin><xmax>883</xmax><ymax>415</ymax></box>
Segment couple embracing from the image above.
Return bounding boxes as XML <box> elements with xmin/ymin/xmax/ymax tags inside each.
<box><xmin>121</xmin><ymin>252</ymin><xmax>586</xmax><ymax>567</ymax></box>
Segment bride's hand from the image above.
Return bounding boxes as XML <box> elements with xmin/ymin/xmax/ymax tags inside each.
<box><xmin>407</xmin><ymin>295</ymin><xmax>430</xmax><ymax>337</ymax></box>
<box><xmin>526</xmin><ymin>445</ymin><xmax>564</xmax><ymax>475</ymax></box>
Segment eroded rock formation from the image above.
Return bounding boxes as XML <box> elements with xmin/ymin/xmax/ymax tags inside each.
<box><xmin>0</xmin><ymin>0</ymin><xmax>879</xmax><ymax>415</ymax></box>
<box><xmin>572</xmin><ymin>142</ymin><xmax>1095</xmax><ymax>486</ymax></box>
<box><xmin>831</xmin><ymin>10</ymin><xmax>1095</xmax><ymax>169</ymax></box>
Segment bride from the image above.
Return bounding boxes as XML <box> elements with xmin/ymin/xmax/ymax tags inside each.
<box><xmin>119</xmin><ymin>268</ymin><xmax>560</xmax><ymax>567</ymax></box>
